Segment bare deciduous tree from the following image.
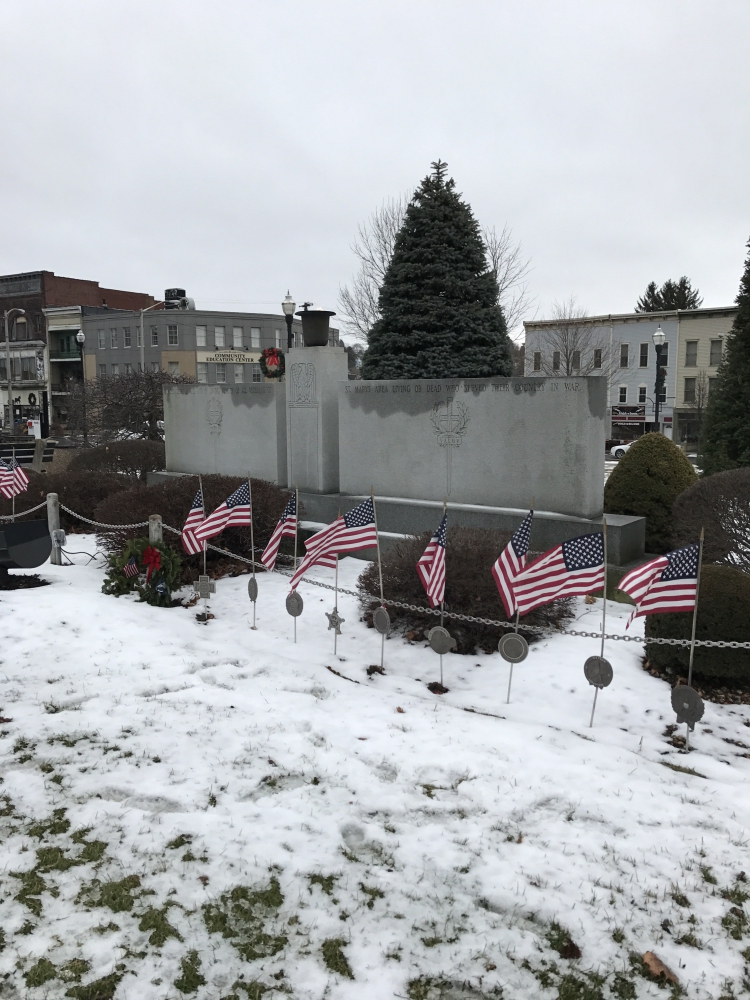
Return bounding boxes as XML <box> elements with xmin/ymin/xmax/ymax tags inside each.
<box><xmin>64</xmin><ymin>369</ymin><xmax>195</xmax><ymax>443</ymax></box>
<box><xmin>527</xmin><ymin>298</ymin><xmax>619</xmax><ymax>386</ymax></box>
<box><xmin>338</xmin><ymin>199</ymin><xmax>534</xmax><ymax>342</ymax></box>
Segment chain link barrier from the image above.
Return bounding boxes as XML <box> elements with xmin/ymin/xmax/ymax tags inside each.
<box><xmin>56</xmin><ymin>504</ymin><xmax>750</xmax><ymax>651</ymax></box>
<box><xmin>0</xmin><ymin>500</ymin><xmax>48</xmax><ymax>521</ymax></box>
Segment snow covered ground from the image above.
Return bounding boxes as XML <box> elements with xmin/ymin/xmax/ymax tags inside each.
<box><xmin>1</xmin><ymin>540</ymin><xmax>749</xmax><ymax>999</ymax></box>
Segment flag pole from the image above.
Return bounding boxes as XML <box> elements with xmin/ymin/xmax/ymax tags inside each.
<box><xmin>333</xmin><ymin>508</ymin><xmax>341</xmax><ymax>656</ymax></box>
<box><xmin>248</xmin><ymin>475</ymin><xmax>256</xmax><ymax>630</ymax></box>
<box><xmin>199</xmin><ymin>475</ymin><xmax>206</xmax><ymax>577</ymax></box>
<box><xmin>590</xmin><ymin>516</ymin><xmax>607</xmax><ymax>728</ymax></box>
<box><xmin>440</xmin><ymin>498</ymin><xmax>447</xmax><ymax>687</ymax></box>
<box><xmin>685</xmin><ymin>527</ymin><xmax>705</xmax><ymax>751</ymax></box>
<box><xmin>293</xmin><ymin>486</ymin><xmax>299</xmax><ymax>644</ymax></box>
<box><xmin>11</xmin><ymin>446</ymin><xmax>15</xmax><ymax>522</ymax></box>
<box><xmin>508</xmin><ymin>498</ymin><xmax>532</xmax><ymax>703</ymax></box>
<box><xmin>372</xmin><ymin>486</ymin><xmax>386</xmax><ymax>670</ymax></box>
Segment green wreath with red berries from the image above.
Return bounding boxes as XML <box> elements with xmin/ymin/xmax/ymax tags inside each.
<box><xmin>259</xmin><ymin>348</ymin><xmax>285</xmax><ymax>379</ymax></box>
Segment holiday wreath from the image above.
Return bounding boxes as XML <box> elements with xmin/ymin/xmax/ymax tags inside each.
<box><xmin>102</xmin><ymin>537</ymin><xmax>182</xmax><ymax>607</ymax></box>
<box><xmin>259</xmin><ymin>347</ymin><xmax>285</xmax><ymax>379</ymax></box>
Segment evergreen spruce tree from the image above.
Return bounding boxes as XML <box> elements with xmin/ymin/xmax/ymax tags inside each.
<box><xmin>699</xmin><ymin>239</ymin><xmax>750</xmax><ymax>475</ymax></box>
<box><xmin>635</xmin><ymin>276</ymin><xmax>702</xmax><ymax>312</ymax></box>
<box><xmin>361</xmin><ymin>162</ymin><xmax>513</xmax><ymax>380</ymax></box>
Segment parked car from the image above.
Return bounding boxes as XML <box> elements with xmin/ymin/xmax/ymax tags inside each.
<box><xmin>611</xmin><ymin>442</ymin><xmax>633</xmax><ymax>459</ymax></box>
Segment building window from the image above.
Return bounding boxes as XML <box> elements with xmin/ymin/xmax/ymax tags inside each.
<box><xmin>638</xmin><ymin>385</ymin><xmax>647</xmax><ymax>404</ymax></box>
<box><xmin>151</xmin><ymin>362</ymin><xmax>159</xmax><ymax>372</ymax></box>
<box><xmin>151</xmin><ymin>327</ymin><xmax>158</xmax><ymax>347</ymax></box>
<box><xmin>99</xmin><ymin>364</ymin><xmax>107</xmax><ymax>376</ymax></box>
<box><xmin>232</xmin><ymin>327</ymin><xmax>243</xmax><ymax>349</ymax></box>
<box><xmin>709</xmin><ymin>377</ymin><xmax>718</xmax><ymax>393</ymax></box>
<box><xmin>123</xmin><ymin>328</ymin><xmax>131</xmax><ymax>348</ymax></box>
<box><xmin>639</xmin><ymin>343</ymin><xmax>649</xmax><ymax>367</ymax></box>
<box><xmin>533</xmin><ymin>351</ymin><xmax>541</xmax><ymax>372</ymax></box>
<box><xmin>593</xmin><ymin>348</ymin><xmax>602</xmax><ymax>369</ymax></box>
<box><xmin>251</xmin><ymin>363</ymin><xmax>262</xmax><ymax>383</ymax></box>
<box><xmin>275</xmin><ymin>329</ymin><xmax>281</xmax><ymax>348</ymax></box>
<box><xmin>618</xmin><ymin>386</ymin><xmax>627</xmax><ymax>403</ymax></box>
<box><xmin>684</xmin><ymin>377</ymin><xmax>696</xmax><ymax>404</ymax></box>
<box><xmin>13</xmin><ymin>317</ymin><xmax>28</xmax><ymax>340</ymax></box>
<box><xmin>215</xmin><ymin>363</ymin><xmax>226</xmax><ymax>383</ymax></box>
<box><xmin>685</xmin><ymin>341</ymin><xmax>698</xmax><ymax>367</ymax></box>
<box><xmin>168</xmin><ymin>361</ymin><xmax>180</xmax><ymax>375</ymax></box>
<box><xmin>250</xmin><ymin>327</ymin><xmax>261</xmax><ymax>349</ymax></box>
<box><xmin>659</xmin><ymin>342</ymin><xmax>669</xmax><ymax>366</ymax></box>
<box><xmin>124</xmin><ymin>363</ymin><xmax>133</xmax><ymax>374</ymax></box>
<box><xmin>111</xmin><ymin>363</ymin><xmax>119</xmax><ymax>375</ymax></box>
<box><xmin>710</xmin><ymin>339</ymin><xmax>723</xmax><ymax>366</ymax></box>
<box><xmin>136</xmin><ymin>328</ymin><xmax>142</xmax><ymax>348</ymax></box>
<box><xmin>168</xmin><ymin>325</ymin><xmax>178</xmax><ymax>346</ymax></box>
<box><xmin>552</xmin><ymin>351</ymin><xmax>560</xmax><ymax>371</ymax></box>
<box><xmin>572</xmin><ymin>350</ymin><xmax>581</xmax><ymax>370</ymax></box>
<box><xmin>234</xmin><ymin>364</ymin><xmax>243</xmax><ymax>383</ymax></box>
<box><xmin>196</xmin><ymin>325</ymin><xmax>206</xmax><ymax>348</ymax></box>
<box><xmin>620</xmin><ymin>343</ymin><xmax>629</xmax><ymax>368</ymax></box>
<box><xmin>98</xmin><ymin>330</ymin><xmax>106</xmax><ymax>349</ymax></box>
<box><xmin>658</xmin><ymin>382</ymin><xmax>667</xmax><ymax>403</ymax></box>
<box><xmin>214</xmin><ymin>327</ymin><xmax>225</xmax><ymax>348</ymax></box>
<box><xmin>197</xmin><ymin>363</ymin><xmax>208</xmax><ymax>384</ymax></box>
<box><xmin>110</xmin><ymin>329</ymin><xmax>118</xmax><ymax>349</ymax></box>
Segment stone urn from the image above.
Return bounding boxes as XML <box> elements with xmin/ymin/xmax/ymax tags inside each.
<box><xmin>296</xmin><ymin>305</ymin><xmax>336</xmax><ymax>347</ymax></box>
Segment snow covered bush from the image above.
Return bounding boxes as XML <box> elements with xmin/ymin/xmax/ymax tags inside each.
<box><xmin>645</xmin><ymin>564</ymin><xmax>750</xmax><ymax>682</ymax></box>
<box><xmin>604</xmin><ymin>432</ymin><xmax>697</xmax><ymax>553</ymax></box>
<box><xmin>357</xmin><ymin>526</ymin><xmax>574</xmax><ymax>654</ymax></box>
<box><xmin>102</xmin><ymin>537</ymin><xmax>182</xmax><ymax>607</ymax></box>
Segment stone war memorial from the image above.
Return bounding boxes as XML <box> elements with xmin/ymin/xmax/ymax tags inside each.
<box><xmin>162</xmin><ymin>309</ymin><xmax>645</xmax><ymax>566</ymax></box>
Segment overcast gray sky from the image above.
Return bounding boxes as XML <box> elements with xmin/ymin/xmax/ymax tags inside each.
<box><xmin>2</xmin><ymin>1</ymin><xmax>749</xmax><ymax>336</ymax></box>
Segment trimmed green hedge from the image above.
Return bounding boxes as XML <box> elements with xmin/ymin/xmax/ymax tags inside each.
<box><xmin>645</xmin><ymin>565</ymin><xmax>750</xmax><ymax>682</ymax></box>
<box><xmin>604</xmin><ymin>433</ymin><xmax>697</xmax><ymax>553</ymax></box>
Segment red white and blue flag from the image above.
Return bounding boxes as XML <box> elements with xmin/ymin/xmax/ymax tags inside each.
<box><xmin>262</xmin><ymin>494</ymin><xmax>297</xmax><ymax>570</ymax></box>
<box><xmin>123</xmin><ymin>556</ymin><xmax>140</xmax><ymax>578</ymax></box>
<box><xmin>416</xmin><ymin>513</ymin><xmax>447</xmax><ymax>608</ymax></box>
<box><xmin>0</xmin><ymin>458</ymin><xmax>29</xmax><ymax>499</ymax></box>
<box><xmin>193</xmin><ymin>482</ymin><xmax>252</xmax><ymax>543</ymax></box>
<box><xmin>617</xmin><ymin>544</ymin><xmax>699</xmax><ymax>626</ymax></box>
<box><xmin>290</xmin><ymin>497</ymin><xmax>378</xmax><ymax>591</ymax></box>
<box><xmin>181</xmin><ymin>488</ymin><xmax>205</xmax><ymax>555</ymax></box>
<box><xmin>513</xmin><ymin>531</ymin><xmax>605</xmax><ymax>616</ymax></box>
<box><xmin>492</xmin><ymin>510</ymin><xmax>533</xmax><ymax>617</ymax></box>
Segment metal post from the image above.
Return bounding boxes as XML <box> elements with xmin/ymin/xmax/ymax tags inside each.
<box><xmin>333</xmin><ymin>554</ymin><xmax>339</xmax><ymax>655</ymax></box>
<box><xmin>140</xmin><ymin>309</ymin><xmax>145</xmax><ymax>375</ymax></box>
<box><xmin>148</xmin><ymin>514</ymin><xmax>163</xmax><ymax>545</ymax></box>
<box><xmin>590</xmin><ymin>517</ymin><xmax>607</xmax><ymax>728</ymax></box>
<box><xmin>47</xmin><ymin>492</ymin><xmax>62</xmax><ymax>566</ymax></box>
<box><xmin>654</xmin><ymin>344</ymin><xmax>662</xmax><ymax>432</ymax></box>
<box><xmin>285</xmin><ymin>313</ymin><xmax>294</xmax><ymax>350</ymax></box>
<box><xmin>248</xmin><ymin>476</ymin><xmax>256</xmax><ymax>629</ymax></box>
<box><xmin>79</xmin><ymin>337</ymin><xmax>88</xmax><ymax>446</ymax></box>
<box><xmin>199</xmin><ymin>475</ymin><xmax>206</xmax><ymax>576</ymax></box>
<box><xmin>371</xmin><ymin>487</ymin><xmax>386</xmax><ymax>670</ymax></box>
<box><xmin>685</xmin><ymin>527</ymin><xmax>705</xmax><ymax>750</ymax></box>
<box><xmin>3</xmin><ymin>308</ymin><xmax>24</xmax><ymax>431</ymax></box>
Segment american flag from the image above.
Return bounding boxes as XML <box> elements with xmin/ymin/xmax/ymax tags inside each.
<box><xmin>513</xmin><ymin>531</ymin><xmax>605</xmax><ymax>616</ymax></box>
<box><xmin>290</xmin><ymin>497</ymin><xmax>378</xmax><ymax>591</ymax></box>
<box><xmin>193</xmin><ymin>481</ymin><xmax>252</xmax><ymax>543</ymax></box>
<box><xmin>617</xmin><ymin>544</ymin><xmax>699</xmax><ymax>626</ymax></box>
<box><xmin>492</xmin><ymin>510</ymin><xmax>533</xmax><ymax>617</ymax></box>
<box><xmin>123</xmin><ymin>556</ymin><xmax>140</xmax><ymax>578</ymax></box>
<box><xmin>181</xmin><ymin>488</ymin><xmax>205</xmax><ymax>555</ymax></box>
<box><xmin>416</xmin><ymin>513</ymin><xmax>447</xmax><ymax>608</ymax></box>
<box><xmin>0</xmin><ymin>458</ymin><xmax>29</xmax><ymax>499</ymax></box>
<box><xmin>261</xmin><ymin>494</ymin><xmax>297</xmax><ymax>570</ymax></box>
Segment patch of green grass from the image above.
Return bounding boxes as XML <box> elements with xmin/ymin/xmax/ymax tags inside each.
<box><xmin>25</xmin><ymin>957</ymin><xmax>58</xmax><ymax>987</ymax></box>
<box><xmin>18</xmin><ymin>921</ymin><xmax>35</xmax><ymax>935</ymax></box>
<box><xmin>321</xmin><ymin>937</ymin><xmax>354</xmax><ymax>979</ymax></box>
<box><xmin>13</xmin><ymin>737</ymin><xmax>34</xmax><ymax>754</ymax></box>
<box><xmin>546</xmin><ymin>922</ymin><xmax>582</xmax><ymax>960</ymax></box>
<box><xmin>92</xmin><ymin>922</ymin><xmax>120</xmax><ymax>935</ymax></box>
<box><xmin>36</xmin><ymin>846</ymin><xmax>82</xmax><ymax>873</ymax></box>
<box><xmin>28</xmin><ymin>807</ymin><xmax>70</xmax><ymax>839</ymax></box>
<box><xmin>701</xmin><ymin>865</ymin><xmax>718</xmax><ymax>885</ymax></box>
<box><xmin>660</xmin><ymin>761</ymin><xmax>707</xmax><ymax>778</ymax></box>
<box><xmin>167</xmin><ymin>834</ymin><xmax>192</xmax><ymax>849</ymax></box>
<box><xmin>203</xmin><ymin>877</ymin><xmax>287</xmax><ymax>961</ymax></box>
<box><xmin>675</xmin><ymin>931</ymin><xmax>703</xmax><ymax>948</ymax></box>
<box><xmin>722</xmin><ymin>885</ymin><xmax>750</xmax><ymax>905</ymax></box>
<box><xmin>610</xmin><ymin>975</ymin><xmax>637</xmax><ymax>999</ymax></box>
<box><xmin>11</xmin><ymin>868</ymin><xmax>56</xmax><ymax>915</ymax></box>
<box><xmin>60</xmin><ymin>959</ymin><xmax>91</xmax><ymax>983</ymax></box>
<box><xmin>0</xmin><ymin>794</ymin><xmax>14</xmax><ymax>817</ymax></box>
<box><xmin>174</xmin><ymin>950</ymin><xmax>206</xmax><ymax>993</ymax></box>
<box><xmin>722</xmin><ymin>907</ymin><xmax>748</xmax><ymax>940</ymax></box>
<box><xmin>360</xmin><ymin>882</ymin><xmax>385</xmax><ymax>909</ymax></box>
<box><xmin>308</xmin><ymin>873</ymin><xmax>337</xmax><ymax>895</ymax></box>
<box><xmin>422</xmin><ymin>935</ymin><xmax>442</xmax><ymax>947</ymax></box>
<box><xmin>64</xmin><ymin>971</ymin><xmax>124</xmax><ymax>1000</ymax></box>
<box><xmin>229</xmin><ymin>982</ymin><xmax>271</xmax><ymax>999</ymax></box>
<box><xmin>40</xmin><ymin>762</ymin><xmax>54</xmax><ymax>773</ymax></box>
<box><xmin>138</xmin><ymin>904</ymin><xmax>183</xmax><ymax>947</ymax></box>
<box><xmin>556</xmin><ymin>972</ymin><xmax>605</xmax><ymax>999</ymax></box>
<box><xmin>78</xmin><ymin>874</ymin><xmax>141</xmax><ymax>913</ymax></box>
<box><xmin>182</xmin><ymin>851</ymin><xmax>197</xmax><ymax>862</ymax></box>
<box><xmin>672</xmin><ymin>890</ymin><xmax>691</xmax><ymax>907</ymax></box>
<box><xmin>611</xmin><ymin>927</ymin><xmax>626</xmax><ymax>944</ymax></box>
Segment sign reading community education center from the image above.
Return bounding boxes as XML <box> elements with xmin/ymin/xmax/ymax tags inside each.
<box><xmin>196</xmin><ymin>352</ymin><xmax>260</xmax><ymax>365</ymax></box>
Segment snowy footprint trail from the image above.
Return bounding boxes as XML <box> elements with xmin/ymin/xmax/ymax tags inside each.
<box><xmin>0</xmin><ymin>540</ymin><xmax>749</xmax><ymax>999</ymax></box>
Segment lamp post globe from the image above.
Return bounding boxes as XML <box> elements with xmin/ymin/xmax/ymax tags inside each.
<box><xmin>652</xmin><ymin>326</ymin><xmax>665</xmax><ymax>433</ymax></box>
<box><xmin>282</xmin><ymin>292</ymin><xmax>296</xmax><ymax>350</ymax></box>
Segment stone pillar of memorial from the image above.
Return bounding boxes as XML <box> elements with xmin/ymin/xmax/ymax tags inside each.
<box><xmin>285</xmin><ymin>307</ymin><xmax>348</xmax><ymax>494</ymax></box>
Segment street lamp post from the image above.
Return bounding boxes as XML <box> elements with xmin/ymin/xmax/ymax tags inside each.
<box><xmin>282</xmin><ymin>292</ymin><xmax>296</xmax><ymax>350</ymax></box>
<box><xmin>76</xmin><ymin>330</ymin><xmax>88</xmax><ymax>447</ymax></box>
<box><xmin>652</xmin><ymin>325</ymin><xmax>665</xmax><ymax>433</ymax></box>
<box><xmin>2</xmin><ymin>307</ymin><xmax>25</xmax><ymax>431</ymax></box>
<box><xmin>139</xmin><ymin>301</ymin><xmax>165</xmax><ymax>374</ymax></box>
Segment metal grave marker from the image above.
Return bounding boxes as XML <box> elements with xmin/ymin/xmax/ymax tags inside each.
<box><xmin>326</xmin><ymin>608</ymin><xmax>344</xmax><ymax>635</ymax></box>
<box><xmin>499</xmin><ymin>633</ymin><xmax>528</xmax><ymax>663</ymax></box>
<box><xmin>584</xmin><ymin>655</ymin><xmax>613</xmax><ymax>688</ymax></box>
<box><xmin>671</xmin><ymin>685</ymin><xmax>704</xmax><ymax>730</ymax></box>
<box><xmin>247</xmin><ymin>577</ymin><xmax>258</xmax><ymax>602</ymax></box>
<box><xmin>427</xmin><ymin>626</ymin><xmax>456</xmax><ymax>655</ymax></box>
<box><xmin>286</xmin><ymin>592</ymin><xmax>304</xmax><ymax>617</ymax></box>
<box><xmin>372</xmin><ymin>606</ymin><xmax>391</xmax><ymax>636</ymax></box>
<box><xmin>194</xmin><ymin>575</ymin><xmax>216</xmax><ymax>600</ymax></box>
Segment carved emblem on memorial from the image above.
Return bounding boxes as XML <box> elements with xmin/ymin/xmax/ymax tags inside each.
<box><xmin>206</xmin><ymin>397</ymin><xmax>223</xmax><ymax>435</ymax></box>
<box><xmin>430</xmin><ymin>397</ymin><xmax>469</xmax><ymax>496</ymax></box>
<box><xmin>290</xmin><ymin>363</ymin><xmax>316</xmax><ymax>405</ymax></box>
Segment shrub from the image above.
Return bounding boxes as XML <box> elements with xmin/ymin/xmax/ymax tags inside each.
<box><xmin>67</xmin><ymin>441</ymin><xmax>165</xmax><ymax>481</ymax></box>
<box><xmin>102</xmin><ymin>537</ymin><xmax>183</xmax><ymax>607</ymax></box>
<box><xmin>645</xmin><ymin>565</ymin><xmax>750</xmax><ymax>682</ymax></box>
<box><xmin>672</xmin><ymin>468</ymin><xmax>750</xmax><ymax>573</ymax></box>
<box><xmin>357</xmin><ymin>526</ymin><xmax>574</xmax><ymax>654</ymax></box>
<box><xmin>604</xmin><ymin>433</ymin><xmax>697</xmax><ymax>553</ymax></box>
<box><xmin>0</xmin><ymin>470</ymin><xmax>132</xmax><ymax>532</ymax></box>
<box><xmin>92</xmin><ymin>475</ymin><xmax>291</xmax><ymax>564</ymax></box>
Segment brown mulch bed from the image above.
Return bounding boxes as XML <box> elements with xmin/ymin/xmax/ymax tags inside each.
<box><xmin>643</xmin><ymin>657</ymin><xmax>750</xmax><ymax>705</ymax></box>
<box><xmin>0</xmin><ymin>573</ymin><xmax>50</xmax><ymax>590</ymax></box>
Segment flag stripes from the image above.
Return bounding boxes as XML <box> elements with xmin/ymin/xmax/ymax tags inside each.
<box><xmin>513</xmin><ymin>531</ymin><xmax>605</xmax><ymax>616</ymax></box>
<box><xmin>416</xmin><ymin>513</ymin><xmax>447</xmax><ymax>608</ymax></box>
<box><xmin>492</xmin><ymin>510</ymin><xmax>533</xmax><ymax>617</ymax></box>
<box><xmin>261</xmin><ymin>494</ymin><xmax>297</xmax><ymax>570</ymax></box>
<box><xmin>618</xmin><ymin>544</ymin><xmax>699</xmax><ymax>625</ymax></box>
<box><xmin>181</xmin><ymin>488</ymin><xmax>205</xmax><ymax>555</ymax></box>
<box><xmin>193</xmin><ymin>482</ymin><xmax>252</xmax><ymax>543</ymax></box>
<box><xmin>290</xmin><ymin>498</ymin><xmax>378</xmax><ymax>591</ymax></box>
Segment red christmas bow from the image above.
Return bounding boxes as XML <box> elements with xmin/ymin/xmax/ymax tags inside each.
<box><xmin>142</xmin><ymin>546</ymin><xmax>162</xmax><ymax>582</ymax></box>
<box><xmin>265</xmin><ymin>348</ymin><xmax>280</xmax><ymax>368</ymax></box>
